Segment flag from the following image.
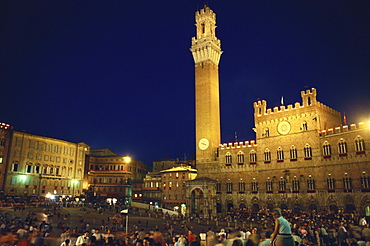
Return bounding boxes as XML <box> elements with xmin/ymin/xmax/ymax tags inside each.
<box><xmin>281</xmin><ymin>96</ymin><xmax>284</xmax><ymax>105</ymax></box>
<box><xmin>343</xmin><ymin>112</ymin><xmax>347</xmax><ymax>125</ymax></box>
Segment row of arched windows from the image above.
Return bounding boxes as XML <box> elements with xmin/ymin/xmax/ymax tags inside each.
<box><xmin>224</xmin><ymin>136</ymin><xmax>366</xmax><ymax>164</ymax></box>
<box><xmin>216</xmin><ymin>171</ymin><xmax>369</xmax><ymax>193</ymax></box>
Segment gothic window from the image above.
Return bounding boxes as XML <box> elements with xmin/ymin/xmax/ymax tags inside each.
<box><xmin>263</xmin><ymin>128</ymin><xmax>269</xmax><ymax>137</ymax></box>
<box><xmin>216</xmin><ymin>179</ymin><xmax>221</xmax><ymax>192</ymax></box>
<box><xmin>239</xmin><ymin>179</ymin><xmax>245</xmax><ymax>192</ymax></box>
<box><xmin>226</xmin><ymin>179</ymin><xmax>233</xmax><ymax>192</ymax></box>
<box><xmin>266</xmin><ymin>177</ymin><xmax>273</xmax><ymax>192</ymax></box>
<box><xmin>343</xmin><ymin>173</ymin><xmax>352</xmax><ymax>190</ymax></box>
<box><xmin>237</xmin><ymin>152</ymin><xmax>244</xmax><ymax>164</ymax></box>
<box><xmin>361</xmin><ymin>171</ymin><xmax>370</xmax><ymax>189</ymax></box>
<box><xmin>323</xmin><ymin>141</ymin><xmax>331</xmax><ymax>156</ymax></box>
<box><xmin>201</xmin><ymin>23</ymin><xmax>205</xmax><ymax>34</ymax></box>
<box><xmin>290</xmin><ymin>145</ymin><xmax>297</xmax><ymax>159</ymax></box>
<box><xmin>278</xmin><ymin>177</ymin><xmax>286</xmax><ymax>191</ymax></box>
<box><xmin>355</xmin><ymin>136</ymin><xmax>365</xmax><ymax>152</ymax></box>
<box><xmin>264</xmin><ymin>149</ymin><xmax>271</xmax><ymax>162</ymax></box>
<box><xmin>327</xmin><ymin>174</ymin><xmax>335</xmax><ymax>190</ymax></box>
<box><xmin>292</xmin><ymin>176</ymin><xmax>300</xmax><ymax>191</ymax></box>
<box><xmin>251</xmin><ymin>178</ymin><xmax>258</xmax><ymax>192</ymax></box>
<box><xmin>277</xmin><ymin>147</ymin><xmax>284</xmax><ymax>161</ymax></box>
<box><xmin>302</xmin><ymin>121</ymin><xmax>308</xmax><ymax>131</ymax></box>
<box><xmin>338</xmin><ymin>139</ymin><xmax>347</xmax><ymax>154</ymax></box>
<box><xmin>307</xmin><ymin>175</ymin><xmax>316</xmax><ymax>190</ymax></box>
<box><xmin>250</xmin><ymin>150</ymin><xmax>257</xmax><ymax>163</ymax></box>
<box><xmin>225</xmin><ymin>153</ymin><xmax>232</xmax><ymax>164</ymax></box>
<box><xmin>304</xmin><ymin>144</ymin><xmax>312</xmax><ymax>158</ymax></box>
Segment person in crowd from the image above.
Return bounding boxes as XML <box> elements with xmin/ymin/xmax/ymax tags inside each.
<box><xmin>270</xmin><ymin>208</ymin><xmax>295</xmax><ymax>246</ymax></box>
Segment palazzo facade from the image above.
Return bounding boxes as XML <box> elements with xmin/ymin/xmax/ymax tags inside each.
<box><xmin>186</xmin><ymin>6</ymin><xmax>370</xmax><ymax>217</ymax></box>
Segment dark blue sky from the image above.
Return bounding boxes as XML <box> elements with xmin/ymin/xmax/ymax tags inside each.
<box><xmin>1</xmin><ymin>1</ymin><xmax>369</xmax><ymax>165</ymax></box>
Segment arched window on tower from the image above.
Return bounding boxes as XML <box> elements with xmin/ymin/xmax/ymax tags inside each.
<box><xmin>307</xmin><ymin>175</ymin><xmax>316</xmax><ymax>191</ymax></box>
<box><xmin>304</xmin><ymin>144</ymin><xmax>312</xmax><ymax>159</ymax></box>
<box><xmin>327</xmin><ymin>174</ymin><xmax>335</xmax><ymax>190</ymax></box>
<box><xmin>361</xmin><ymin>171</ymin><xmax>370</xmax><ymax>190</ymax></box>
<box><xmin>338</xmin><ymin>138</ymin><xmax>347</xmax><ymax>156</ymax></box>
<box><xmin>292</xmin><ymin>176</ymin><xmax>300</xmax><ymax>192</ymax></box>
<box><xmin>216</xmin><ymin>179</ymin><xmax>221</xmax><ymax>193</ymax></box>
<box><xmin>225</xmin><ymin>152</ymin><xmax>232</xmax><ymax>165</ymax></box>
<box><xmin>264</xmin><ymin>149</ymin><xmax>271</xmax><ymax>163</ymax></box>
<box><xmin>226</xmin><ymin>179</ymin><xmax>233</xmax><ymax>193</ymax></box>
<box><xmin>237</xmin><ymin>151</ymin><xmax>244</xmax><ymax>164</ymax></box>
<box><xmin>239</xmin><ymin>179</ymin><xmax>245</xmax><ymax>193</ymax></box>
<box><xmin>251</xmin><ymin>178</ymin><xmax>258</xmax><ymax>192</ymax></box>
<box><xmin>250</xmin><ymin>150</ymin><xmax>257</xmax><ymax>164</ymax></box>
<box><xmin>278</xmin><ymin>177</ymin><xmax>286</xmax><ymax>192</ymax></box>
<box><xmin>355</xmin><ymin>136</ymin><xmax>366</xmax><ymax>153</ymax></box>
<box><xmin>290</xmin><ymin>145</ymin><xmax>297</xmax><ymax>161</ymax></box>
<box><xmin>343</xmin><ymin>173</ymin><xmax>352</xmax><ymax>191</ymax></box>
<box><xmin>302</xmin><ymin>121</ymin><xmax>308</xmax><ymax>131</ymax></box>
<box><xmin>263</xmin><ymin>127</ymin><xmax>269</xmax><ymax>137</ymax></box>
<box><xmin>277</xmin><ymin>147</ymin><xmax>284</xmax><ymax>162</ymax></box>
<box><xmin>323</xmin><ymin>141</ymin><xmax>331</xmax><ymax>157</ymax></box>
<box><xmin>266</xmin><ymin>177</ymin><xmax>273</xmax><ymax>192</ymax></box>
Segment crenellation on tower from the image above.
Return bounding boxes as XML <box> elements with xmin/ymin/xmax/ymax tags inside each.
<box><xmin>220</xmin><ymin>140</ymin><xmax>257</xmax><ymax>149</ymax></box>
<box><xmin>301</xmin><ymin>88</ymin><xmax>317</xmax><ymax>107</ymax></box>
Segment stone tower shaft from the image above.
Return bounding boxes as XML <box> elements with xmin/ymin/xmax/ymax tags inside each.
<box><xmin>191</xmin><ymin>5</ymin><xmax>223</xmax><ymax>166</ymax></box>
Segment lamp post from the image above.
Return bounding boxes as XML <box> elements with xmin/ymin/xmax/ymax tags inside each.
<box><xmin>38</xmin><ymin>173</ymin><xmax>43</xmax><ymax>197</ymax></box>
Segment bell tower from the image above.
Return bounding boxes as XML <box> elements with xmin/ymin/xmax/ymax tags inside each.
<box><xmin>190</xmin><ymin>5</ymin><xmax>223</xmax><ymax>166</ymax></box>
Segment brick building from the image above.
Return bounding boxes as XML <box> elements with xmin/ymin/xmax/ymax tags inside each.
<box><xmin>187</xmin><ymin>6</ymin><xmax>370</xmax><ymax>217</ymax></box>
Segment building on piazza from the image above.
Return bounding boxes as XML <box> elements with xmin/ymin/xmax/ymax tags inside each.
<box><xmin>1</xmin><ymin>126</ymin><xmax>89</xmax><ymax>199</ymax></box>
<box><xmin>186</xmin><ymin>5</ymin><xmax>370</xmax><ymax>217</ymax></box>
<box><xmin>85</xmin><ymin>148</ymin><xmax>150</xmax><ymax>204</ymax></box>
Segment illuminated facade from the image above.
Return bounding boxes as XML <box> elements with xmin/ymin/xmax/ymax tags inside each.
<box><xmin>142</xmin><ymin>165</ymin><xmax>197</xmax><ymax>212</ymax></box>
<box><xmin>86</xmin><ymin>148</ymin><xmax>149</xmax><ymax>200</ymax></box>
<box><xmin>0</xmin><ymin>123</ymin><xmax>11</xmax><ymax>193</ymax></box>
<box><xmin>3</xmin><ymin>130</ymin><xmax>89</xmax><ymax>198</ymax></box>
<box><xmin>187</xmin><ymin>6</ymin><xmax>370</xmax><ymax>217</ymax></box>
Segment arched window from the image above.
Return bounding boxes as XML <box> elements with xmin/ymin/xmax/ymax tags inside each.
<box><xmin>304</xmin><ymin>144</ymin><xmax>312</xmax><ymax>158</ymax></box>
<box><xmin>292</xmin><ymin>176</ymin><xmax>300</xmax><ymax>191</ymax></box>
<box><xmin>307</xmin><ymin>175</ymin><xmax>315</xmax><ymax>190</ymax></box>
<box><xmin>264</xmin><ymin>149</ymin><xmax>271</xmax><ymax>162</ymax></box>
<box><xmin>266</xmin><ymin>177</ymin><xmax>273</xmax><ymax>192</ymax></box>
<box><xmin>279</xmin><ymin>177</ymin><xmax>286</xmax><ymax>191</ymax></box>
<box><xmin>263</xmin><ymin>127</ymin><xmax>269</xmax><ymax>137</ymax></box>
<box><xmin>216</xmin><ymin>179</ymin><xmax>221</xmax><ymax>192</ymax></box>
<box><xmin>327</xmin><ymin>174</ymin><xmax>335</xmax><ymax>190</ymax></box>
<box><xmin>237</xmin><ymin>151</ymin><xmax>244</xmax><ymax>164</ymax></box>
<box><xmin>343</xmin><ymin>173</ymin><xmax>352</xmax><ymax>190</ymax></box>
<box><xmin>277</xmin><ymin>147</ymin><xmax>284</xmax><ymax>161</ymax></box>
<box><xmin>290</xmin><ymin>145</ymin><xmax>297</xmax><ymax>160</ymax></box>
<box><xmin>225</xmin><ymin>152</ymin><xmax>232</xmax><ymax>164</ymax></box>
<box><xmin>239</xmin><ymin>179</ymin><xmax>245</xmax><ymax>192</ymax></box>
<box><xmin>338</xmin><ymin>138</ymin><xmax>347</xmax><ymax>155</ymax></box>
<box><xmin>361</xmin><ymin>171</ymin><xmax>370</xmax><ymax>189</ymax></box>
<box><xmin>252</xmin><ymin>178</ymin><xmax>258</xmax><ymax>192</ymax></box>
<box><xmin>250</xmin><ymin>150</ymin><xmax>257</xmax><ymax>164</ymax></box>
<box><xmin>323</xmin><ymin>141</ymin><xmax>331</xmax><ymax>156</ymax></box>
<box><xmin>302</xmin><ymin>121</ymin><xmax>308</xmax><ymax>131</ymax></box>
<box><xmin>226</xmin><ymin>179</ymin><xmax>233</xmax><ymax>193</ymax></box>
<box><xmin>355</xmin><ymin>136</ymin><xmax>366</xmax><ymax>152</ymax></box>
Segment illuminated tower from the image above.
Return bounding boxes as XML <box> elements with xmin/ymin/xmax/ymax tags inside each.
<box><xmin>190</xmin><ymin>6</ymin><xmax>222</xmax><ymax>167</ymax></box>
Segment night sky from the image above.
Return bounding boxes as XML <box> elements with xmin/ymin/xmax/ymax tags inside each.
<box><xmin>1</xmin><ymin>1</ymin><xmax>369</xmax><ymax>165</ymax></box>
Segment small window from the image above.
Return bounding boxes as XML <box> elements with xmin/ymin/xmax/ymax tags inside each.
<box><xmin>264</xmin><ymin>149</ymin><xmax>271</xmax><ymax>162</ymax></box>
<box><xmin>237</xmin><ymin>152</ymin><xmax>244</xmax><ymax>164</ymax></box>
<box><xmin>338</xmin><ymin>139</ymin><xmax>347</xmax><ymax>154</ymax></box>
<box><xmin>290</xmin><ymin>146</ymin><xmax>297</xmax><ymax>159</ymax></box>
<box><xmin>277</xmin><ymin>147</ymin><xmax>284</xmax><ymax>161</ymax></box>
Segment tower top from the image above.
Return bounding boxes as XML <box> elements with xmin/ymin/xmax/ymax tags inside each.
<box><xmin>190</xmin><ymin>6</ymin><xmax>222</xmax><ymax>65</ymax></box>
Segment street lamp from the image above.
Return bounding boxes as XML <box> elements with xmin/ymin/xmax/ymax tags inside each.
<box><xmin>38</xmin><ymin>173</ymin><xmax>43</xmax><ymax>197</ymax></box>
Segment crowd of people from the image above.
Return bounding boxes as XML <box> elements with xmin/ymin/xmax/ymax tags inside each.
<box><xmin>0</xmin><ymin>202</ymin><xmax>369</xmax><ymax>246</ymax></box>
